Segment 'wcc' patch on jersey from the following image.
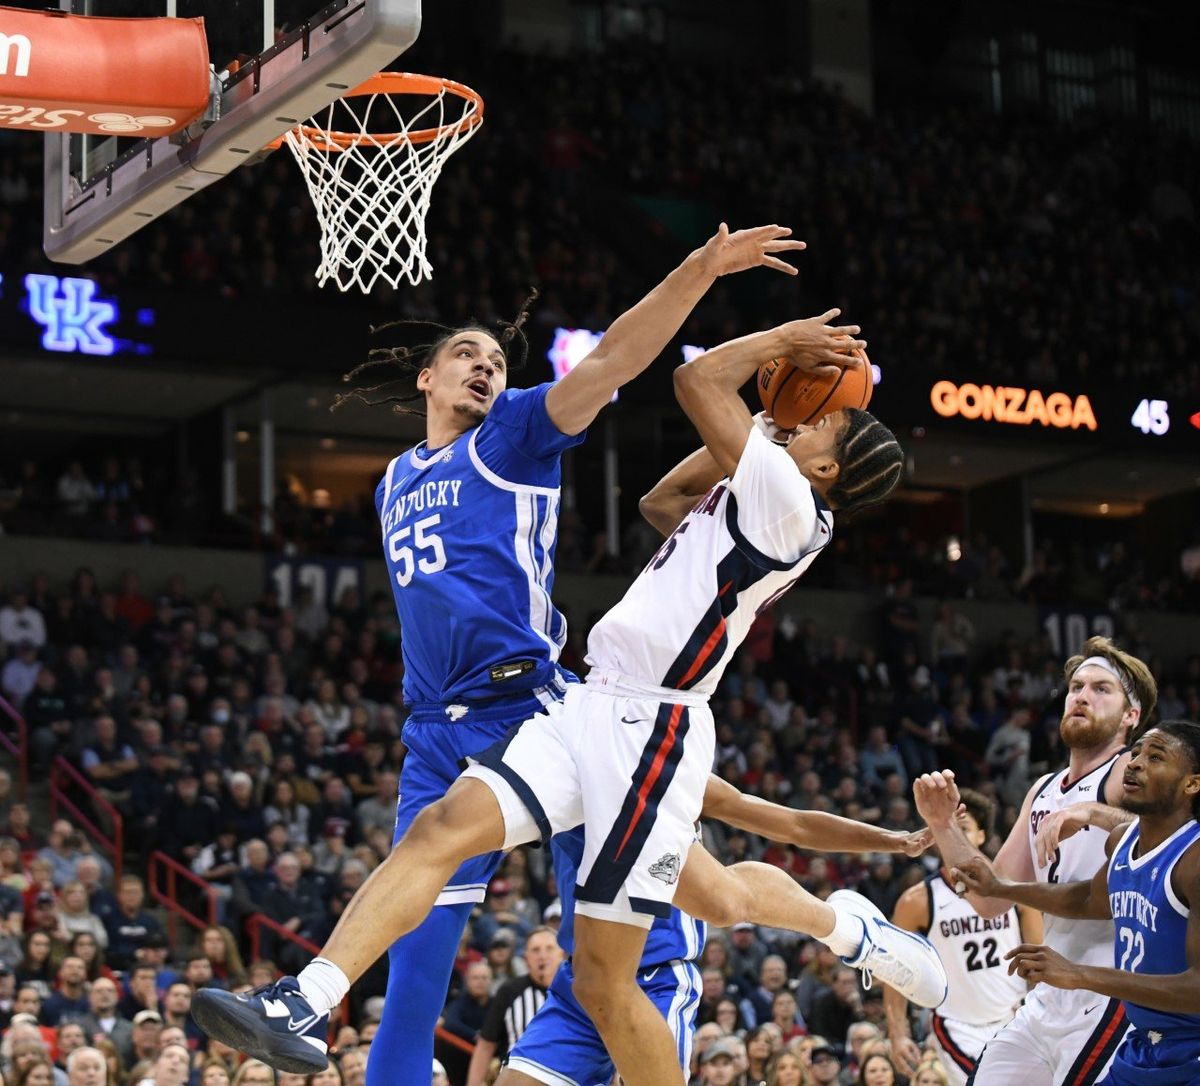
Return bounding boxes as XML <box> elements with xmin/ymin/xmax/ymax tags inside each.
<box><xmin>649</xmin><ymin>852</ymin><xmax>681</xmax><ymax>885</ymax></box>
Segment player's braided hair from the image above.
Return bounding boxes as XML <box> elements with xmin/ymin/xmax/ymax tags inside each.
<box><xmin>826</xmin><ymin>409</ymin><xmax>903</xmax><ymax>515</ymax></box>
<box><xmin>331</xmin><ymin>291</ymin><xmax>538</xmax><ymax>416</ymax></box>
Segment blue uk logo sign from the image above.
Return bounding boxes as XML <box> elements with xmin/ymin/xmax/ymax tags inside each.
<box><xmin>24</xmin><ymin>273</ymin><xmax>117</xmax><ymax>355</ymax></box>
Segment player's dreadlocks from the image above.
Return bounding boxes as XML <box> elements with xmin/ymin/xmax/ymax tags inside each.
<box><xmin>331</xmin><ymin>291</ymin><xmax>538</xmax><ymax>416</ymax></box>
<box><xmin>826</xmin><ymin>409</ymin><xmax>904</xmax><ymax>515</ymax></box>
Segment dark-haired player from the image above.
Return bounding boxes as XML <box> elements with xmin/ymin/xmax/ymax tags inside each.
<box><xmin>913</xmin><ymin>637</ymin><xmax>1158</xmax><ymax>1085</ymax></box>
<box><xmin>953</xmin><ymin>721</ymin><xmax>1200</xmax><ymax>1085</ymax></box>
<box><xmin>883</xmin><ymin>789</ymin><xmax>1042</xmax><ymax>1084</ymax></box>
<box><xmin>276</xmin><ymin>222</ymin><xmax>807</xmax><ymax>1086</ymax></box>
<box><xmin>194</xmin><ymin>315</ymin><xmax>942</xmax><ymax>1086</ymax></box>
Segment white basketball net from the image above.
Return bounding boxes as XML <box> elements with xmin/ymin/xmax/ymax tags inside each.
<box><xmin>280</xmin><ymin>76</ymin><xmax>484</xmax><ymax>293</ymax></box>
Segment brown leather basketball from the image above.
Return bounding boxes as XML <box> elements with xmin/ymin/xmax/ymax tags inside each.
<box><xmin>757</xmin><ymin>348</ymin><xmax>873</xmax><ymax>429</ymax></box>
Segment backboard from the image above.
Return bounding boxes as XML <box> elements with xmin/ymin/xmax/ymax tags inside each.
<box><xmin>43</xmin><ymin>0</ymin><xmax>421</xmax><ymax>264</ymax></box>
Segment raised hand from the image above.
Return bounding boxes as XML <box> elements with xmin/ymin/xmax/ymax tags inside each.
<box><xmin>950</xmin><ymin>855</ymin><xmax>1003</xmax><ymax>899</ymax></box>
<box><xmin>697</xmin><ymin>223</ymin><xmax>806</xmax><ymax>278</ymax></box>
<box><xmin>913</xmin><ymin>770</ymin><xmax>961</xmax><ymax>828</ymax></box>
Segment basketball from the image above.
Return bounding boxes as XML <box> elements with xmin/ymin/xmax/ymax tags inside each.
<box><xmin>758</xmin><ymin>348</ymin><xmax>873</xmax><ymax>429</ymax></box>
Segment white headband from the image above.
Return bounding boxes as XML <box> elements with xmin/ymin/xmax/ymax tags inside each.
<box><xmin>1076</xmin><ymin>655</ymin><xmax>1140</xmax><ymax>710</ymax></box>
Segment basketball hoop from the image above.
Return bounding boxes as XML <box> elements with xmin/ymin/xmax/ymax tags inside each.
<box><xmin>273</xmin><ymin>73</ymin><xmax>484</xmax><ymax>293</ymax></box>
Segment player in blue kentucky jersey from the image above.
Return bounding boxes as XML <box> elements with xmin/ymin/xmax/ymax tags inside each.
<box><xmin>952</xmin><ymin>721</ymin><xmax>1200</xmax><ymax>1086</ymax></box>
<box><xmin>499</xmin><ymin>775</ymin><xmax>937</xmax><ymax>1086</ymax></box>
<box><xmin>194</xmin><ymin>223</ymin><xmax>806</xmax><ymax>1085</ymax></box>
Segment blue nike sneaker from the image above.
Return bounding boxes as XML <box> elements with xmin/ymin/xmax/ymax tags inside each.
<box><xmin>191</xmin><ymin>977</ymin><xmax>329</xmax><ymax>1073</ymax></box>
<box><xmin>827</xmin><ymin>889</ymin><xmax>948</xmax><ymax>1009</ymax></box>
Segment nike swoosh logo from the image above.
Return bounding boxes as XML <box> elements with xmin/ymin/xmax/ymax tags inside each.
<box><xmin>641</xmin><ymin>969</ymin><xmax>659</xmax><ymax>983</ymax></box>
<box><xmin>1114</xmin><ymin>864</ymin><xmax>1127</xmax><ymax>871</ymax></box>
<box><xmin>621</xmin><ymin>716</ymin><xmax>645</xmax><ymax>725</ymax></box>
<box><xmin>287</xmin><ymin>1015</ymin><xmax>319</xmax><ymax>1033</ymax></box>
<box><xmin>1083</xmin><ymin>1005</ymin><xmax>1098</xmax><ymax>1015</ymax></box>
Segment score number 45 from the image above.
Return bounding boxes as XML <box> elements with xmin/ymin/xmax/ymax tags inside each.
<box><xmin>1130</xmin><ymin>398</ymin><xmax>1169</xmax><ymax>436</ymax></box>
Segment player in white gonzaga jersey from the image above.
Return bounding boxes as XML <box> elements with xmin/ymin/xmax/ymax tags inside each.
<box><xmin>913</xmin><ymin>637</ymin><xmax>1158</xmax><ymax>1085</ymax></box>
<box><xmin>885</xmin><ymin>789</ymin><xmax>1042</xmax><ymax>1084</ymax></box>
<box><xmin>191</xmin><ymin>310</ymin><xmax>951</xmax><ymax>1086</ymax></box>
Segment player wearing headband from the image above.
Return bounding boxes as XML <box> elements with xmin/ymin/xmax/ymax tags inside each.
<box><xmin>912</xmin><ymin>637</ymin><xmax>1157</xmax><ymax>1085</ymax></box>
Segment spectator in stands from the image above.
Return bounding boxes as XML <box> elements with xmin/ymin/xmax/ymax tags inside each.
<box><xmin>354</xmin><ymin>772</ymin><xmax>397</xmax><ymax>841</ymax></box>
<box><xmin>78</xmin><ymin>976</ymin><xmax>132</xmax><ymax>1065</ymax></box>
<box><xmin>65</xmin><ymin>1046</ymin><xmax>108</xmax><ymax>1086</ymax></box>
<box><xmin>1</xmin><ymin>642</ymin><xmax>42</xmax><ymax>708</ymax></box>
<box><xmin>985</xmin><ymin>706</ymin><xmax>1033</xmax><ymax>808</ymax></box>
<box><xmin>125</xmin><ymin>1010</ymin><xmax>163</xmax><ymax>1070</ymax></box>
<box><xmin>21</xmin><ymin>669</ymin><xmax>72</xmax><ymax>775</ymax></box>
<box><xmin>258</xmin><ymin>854</ymin><xmax>323</xmax><ymax>974</ymax></box>
<box><xmin>807</xmin><ymin>966</ymin><xmax>863</xmax><ymax>1049</ymax></box>
<box><xmin>470</xmin><ymin>877</ymin><xmax>533</xmax><ymax>951</ymax></box>
<box><xmin>142</xmin><ymin>1042</ymin><xmax>190</xmax><ymax>1086</ymax></box>
<box><xmin>80</xmin><ymin>719</ymin><xmax>138</xmax><ymax>808</ymax></box>
<box><xmin>15</xmin><ymin>935</ymin><xmax>55</xmax><ymax>997</ymax></box>
<box><xmin>197</xmin><ymin>928</ymin><xmax>246</xmax><ymax>990</ymax></box>
<box><xmin>42</xmin><ymin>957</ymin><xmax>89</xmax><ymax>1027</ymax></box>
<box><xmin>740</xmin><ymin>955</ymin><xmax>792</xmax><ymax>1030</ymax></box>
<box><xmin>13</xmin><ymin>1050</ymin><xmax>56</xmax><ymax>1086</ymax></box>
<box><xmin>439</xmin><ymin>960</ymin><xmax>492</xmax><ymax>1045</ymax></box>
<box><xmin>161</xmin><ymin>770</ymin><xmax>220</xmax><ymax>865</ymax></box>
<box><xmin>72</xmin><ymin>860</ymin><xmax>115</xmax><ymax>930</ymax></box>
<box><xmin>0</xmin><ymin>588</ymin><xmax>47</xmax><ymax>654</ymax></box>
<box><xmin>103</xmin><ymin>879</ymin><xmax>162</xmax><ymax>972</ymax></box>
<box><xmin>727</xmin><ymin>923</ymin><xmax>768</xmax><ymax>991</ymax></box>
<box><xmin>223</xmin><ymin>775</ymin><xmax>266</xmax><ymax>843</ymax></box>
<box><xmin>117</xmin><ymin>967</ymin><xmax>160</xmax><ymax>1025</ymax></box>
<box><xmin>0</xmin><ymin>962</ymin><xmax>14</xmax><ymax>1023</ymax></box>
<box><xmin>56</xmin><ymin>1022</ymin><xmax>87</xmax><ymax>1073</ymax></box>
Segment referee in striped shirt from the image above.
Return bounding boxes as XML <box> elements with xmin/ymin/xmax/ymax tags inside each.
<box><xmin>466</xmin><ymin>927</ymin><xmax>564</xmax><ymax>1085</ymax></box>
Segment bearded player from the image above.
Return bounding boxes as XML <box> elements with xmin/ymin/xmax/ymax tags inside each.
<box><xmin>913</xmin><ymin>637</ymin><xmax>1157</xmax><ymax>1084</ymax></box>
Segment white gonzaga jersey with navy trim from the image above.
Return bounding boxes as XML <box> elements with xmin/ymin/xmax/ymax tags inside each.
<box><xmin>587</xmin><ymin>428</ymin><xmax>833</xmax><ymax>696</ymax></box>
<box><xmin>1027</xmin><ymin>757</ymin><xmax>1120</xmax><ymax>968</ymax></box>
<box><xmin>925</xmin><ymin>873</ymin><xmax>1025</xmax><ymax>1024</ymax></box>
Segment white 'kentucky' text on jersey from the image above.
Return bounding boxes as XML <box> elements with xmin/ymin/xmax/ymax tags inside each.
<box><xmin>1027</xmin><ymin>756</ymin><xmax>1121</xmax><ymax>969</ymax></box>
<box><xmin>925</xmin><ymin>873</ymin><xmax>1026</xmax><ymax>1025</ymax></box>
<box><xmin>585</xmin><ymin>428</ymin><xmax>833</xmax><ymax>696</ymax></box>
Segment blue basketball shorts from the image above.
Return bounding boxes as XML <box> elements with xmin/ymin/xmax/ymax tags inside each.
<box><xmin>1099</xmin><ymin>1027</ymin><xmax>1200</xmax><ymax>1086</ymax></box>
<box><xmin>397</xmin><ymin>678</ymin><xmax>570</xmax><ymax>906</ymax></box>
<box><xmin>506</xmin><ymin>958</ymin><xmax>701</xmax><ymax>1086</ymax></box>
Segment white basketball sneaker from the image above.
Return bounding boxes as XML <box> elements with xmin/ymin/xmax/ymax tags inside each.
<box><xmin>828</xmin><ymin>889</ymin><xmax>948</xmax><ymax>1008</ymax></box>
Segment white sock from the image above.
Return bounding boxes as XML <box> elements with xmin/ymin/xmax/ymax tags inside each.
<box><xmin>296</xmin><ymin>958</ymin><xmax>349</xmax><ymax>1016</ymax></box>
<box><xmin>822</xmin><ymin>907</ymin><xmax>866</xmax><ymax>957</ymax></box>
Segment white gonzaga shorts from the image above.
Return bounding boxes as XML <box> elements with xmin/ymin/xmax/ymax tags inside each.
<box><xmin>967</xmin><ymin>985</ymin><xmax>1129</xmax><ymax>1085</ymax></box>
<box><xmin>462</xmin><ymin>672</ymin><xmax>715</xmax><ymax>928</ymax></box>
<box><xmin>929</xmin><ymin>1013</ymin><xmax>1010</xmax><ymax>1086</ymax></box>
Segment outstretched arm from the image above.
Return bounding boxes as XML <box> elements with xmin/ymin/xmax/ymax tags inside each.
<box><xmin>672</xmin><ymin>313</ymin><xmax>864</xmax><ymax>476</ymax></box>
<box><xmin>1006</xmin><ymin>850</ymin><xmax>1200</xmax><ymax>1013</ymax></box>
<box><xmin>544</xmin><ymin>223</ymin><xmax>804</xmax><ymax>436</ymax></box>
<box><xmin>701</xmin><ymin>775</ymin><xmax>932</xmax><ymax>856</ymax></box>
<box><xmin>951</xmin><ymin>826</ymin><xmax>1120</xmax><ymax>921</ymax></box>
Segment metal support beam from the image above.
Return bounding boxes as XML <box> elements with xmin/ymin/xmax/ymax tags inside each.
<box><xmin>221</xmin><ymin>406</ymin><xmax>237</xmax><ymax>517</ymax></box>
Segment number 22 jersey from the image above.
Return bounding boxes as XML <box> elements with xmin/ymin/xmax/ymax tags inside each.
<box><xmin>376</xmin><ymin>384</ymin><xmax>585</xmax><ymax>706</ymax></box>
